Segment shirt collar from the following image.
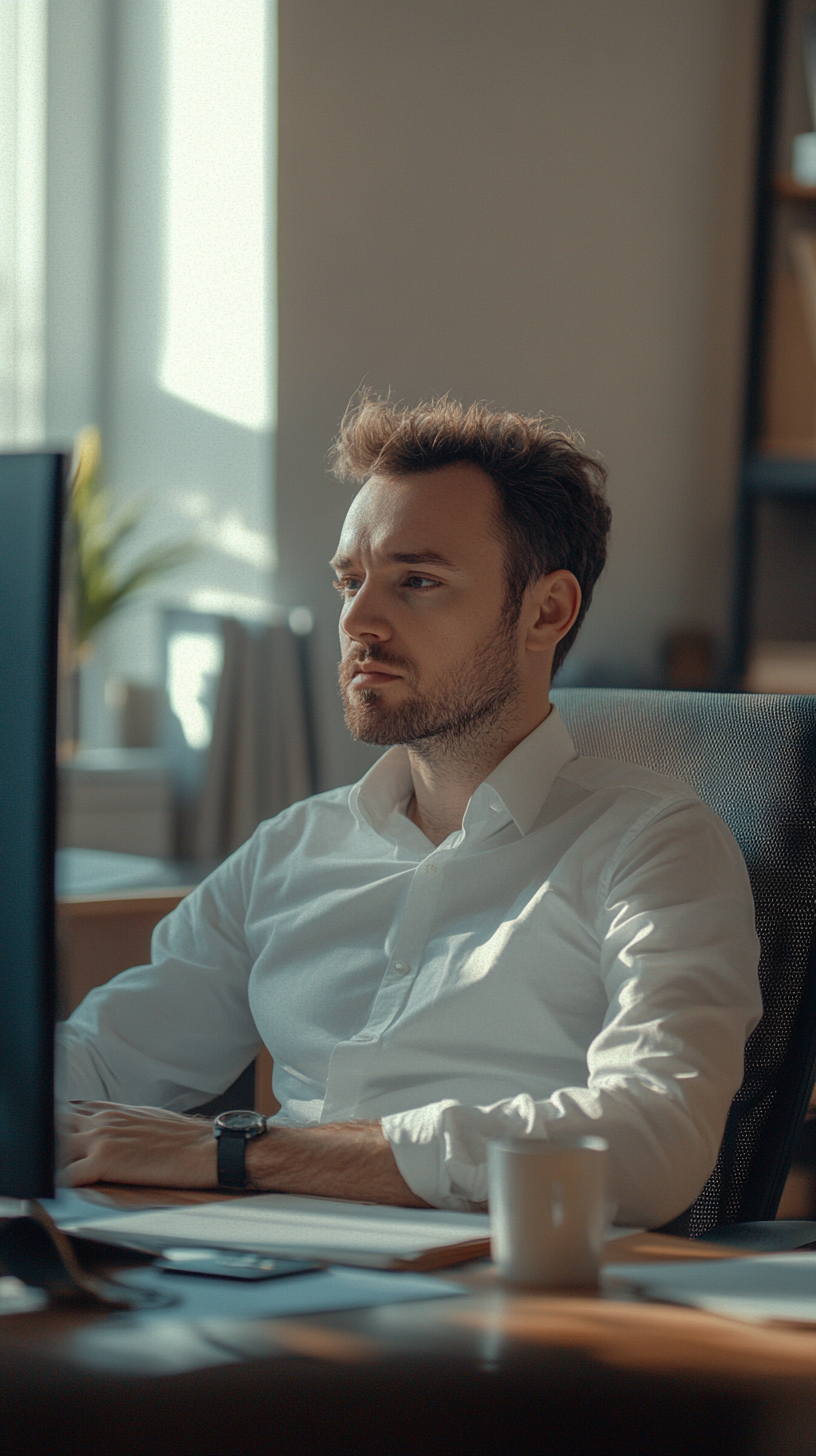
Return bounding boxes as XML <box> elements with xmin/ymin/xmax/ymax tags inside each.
<box><xmin>349</xmin><ymin>706</ymin><xmax>577</xmax><ymax>841</ymax></box>
<box><xmin>349</xmin><ymin>745</ymin><xmax>415</xmax><ymax>836</ymax></box>
<box><xmin>480</xmin><ymin>706</ymin><xmax>577</xmax><ymax>835</ymax></box>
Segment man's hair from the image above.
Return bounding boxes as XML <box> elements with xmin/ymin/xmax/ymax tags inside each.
<box><xmin>329</xmin><ymin>395</ymin><xmax>611</xmax><ymax>674</ymax></box>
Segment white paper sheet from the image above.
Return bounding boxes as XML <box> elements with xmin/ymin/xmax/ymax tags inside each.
<box><xmin>604</xmin><ymin>1254</ymin><xmax>816</xmax><ymax>1324</ymax></box>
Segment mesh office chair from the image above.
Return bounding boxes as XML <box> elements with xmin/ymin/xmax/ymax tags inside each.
<box><xmin>550</xmin><ymin>688</ymin><xmax>816</xmax><ymax>1246</ymax></box>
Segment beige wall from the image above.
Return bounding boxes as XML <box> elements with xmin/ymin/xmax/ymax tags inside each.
<box><xmin>275</xmin><ymin>0</ymin><xmax>763</xmax><ymax>790</ymax></box>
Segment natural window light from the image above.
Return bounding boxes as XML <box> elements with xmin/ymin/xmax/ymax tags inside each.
<box><xmin>0</xmin><ymin>0</ymin><xmax>46</xmax><ymax>445</ymax></box>
<box><xmin>167</xmin><ymin>631</ymin><xmax>224</xmax><ymax>750</ymax></box>
<box><xmin>160</xmin><ymin>0</ymin><xmax>271</xmax><ymax>430</ymax></box>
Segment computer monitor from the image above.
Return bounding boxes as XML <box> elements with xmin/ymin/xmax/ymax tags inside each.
<box><xmin>0</xmin><ymin>456</ymin><xmax>170</xmax><ymax>1307</ymax></box>
<box><xmin>0</xmin><ymin>452</ymin><xmax>65</xmax><ymax>1199</ymax></box>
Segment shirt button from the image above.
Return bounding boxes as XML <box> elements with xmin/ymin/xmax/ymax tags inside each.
<box><xmin>393</xmin><ymin>961</ymin><xmax>412</xmax><ymax>976</ymax></box>
<box><xmin>355</xmin><ymin>1029</ymin><xmax>376</xmax><ymax>1041</ymax></box>
<box><xmin>425</xmin><ymin>863</ymin><xmax>438</xmax><ymax>876</ymax></box>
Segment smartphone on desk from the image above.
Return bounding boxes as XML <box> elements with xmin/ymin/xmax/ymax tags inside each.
<box><xmin>155</xmin><ymin>1248</ymin><xmax>322</xmax><ymax>1282</ymax></box>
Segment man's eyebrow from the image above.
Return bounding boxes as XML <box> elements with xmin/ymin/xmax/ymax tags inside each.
<box><xmin>329</xmin><ymin>550</ymin><xmax>457</xmax><ymax>572</ymax></box>
<box><xmin>388</xmin><ymin>551</ymin><xmax>457</xmax><ymax>568</ymax></box>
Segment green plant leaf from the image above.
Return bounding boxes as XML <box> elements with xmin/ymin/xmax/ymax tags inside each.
<box><xmin>68</xmin><ymin>430</ymin><xmax>200</xmax><ymax>645</ymax></box>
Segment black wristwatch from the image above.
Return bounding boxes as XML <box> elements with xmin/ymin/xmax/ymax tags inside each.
<box><xmin>213</xmin><ymin>1110</ymin><xmax>268</xmax><ymax>1190</ymax></box>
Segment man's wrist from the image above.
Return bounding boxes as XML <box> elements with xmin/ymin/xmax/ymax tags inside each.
<box><xmin>191</xmin><ymin>1118</ymin><xmax>219</xmax><ymax>1188</ymax></box>
<box><xmin>212</xmin><ymin>1111</ymin><xmax>270</xmax><ymax>1190</ymax></box>
<box><xmin>244</xmin><ymin>1119</ymin><xmax>274</xmax><ymax>1190</ymax></box>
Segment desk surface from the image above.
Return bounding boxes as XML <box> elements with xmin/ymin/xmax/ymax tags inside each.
<box><xmin>2</xmin><ymin>1188</ymin><xmax>816</xmax><ymax>1456</ymax></box>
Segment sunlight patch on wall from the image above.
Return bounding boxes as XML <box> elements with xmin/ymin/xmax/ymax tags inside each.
<box><xmin>160</xmin><ymin>0</ymin><xmax>271</xmax><ymax>431</ymax></box>
<box><xmin>187</xmin><ymin>589</ymin><xmax>276</xmax><ymax>623</ymax></box>
<box><xmin>174</xmin><ymin>490</ymin><xmax>276</xmax><ymax>570</ymax></box>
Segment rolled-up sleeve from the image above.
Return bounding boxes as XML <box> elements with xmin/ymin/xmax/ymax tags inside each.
<box><xmin>383</xmin><ymin>798</ymin><xmax>763</xmax><ymax>1228</ymax></box>
<box><xmin>56</xmin><ymin>843</ymin><xmax>262</xmax><ymax>1111</ymax></box>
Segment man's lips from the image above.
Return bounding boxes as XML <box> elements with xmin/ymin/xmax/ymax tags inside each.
<box><xmin>350</xmin><ymin>663</ymin><xmax>404</xmax><ymax>687</ymax></box>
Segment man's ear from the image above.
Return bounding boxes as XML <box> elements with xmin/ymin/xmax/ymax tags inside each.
<box><xmin>525</xmin><ymin>571</ymin><xmax>582</xmax><ymax>655</ymax></box>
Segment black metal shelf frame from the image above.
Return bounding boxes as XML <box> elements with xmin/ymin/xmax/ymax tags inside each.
<box><xmin>730</xmin><ymin>0</ymin><xmax>788</xmax><ymax>683</ymax></box>
<box><xmin>744</xmin><ymin>456</ymin><xmax>816</xmax><ymax>496</ymax></box>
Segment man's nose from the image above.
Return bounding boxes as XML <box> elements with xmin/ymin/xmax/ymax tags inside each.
<box><xmin>340</xmin><ymin>580</ymin><xmax>391</xmax><ymax>645</ymax></box>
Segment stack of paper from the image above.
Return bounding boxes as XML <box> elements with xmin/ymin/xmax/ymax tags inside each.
<box><xmin>64</xmin><ymin>1193</ymin><xmax>492</xmax><ymax>1271</ymax></box>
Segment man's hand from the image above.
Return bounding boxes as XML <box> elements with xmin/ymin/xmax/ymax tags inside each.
<box><xmin>59</xmin><ymin>1102</ymin><xmax>216</xmax><ymax>1189</ymax></box>
<box><xmin>58</xmin><ymin>1102</ymin><xmax>429</xmax><ymax>1207</ymax></box>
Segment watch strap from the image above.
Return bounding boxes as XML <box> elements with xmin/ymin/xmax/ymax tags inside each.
<box><xmin>217</xmin><ymin>1132</ymin><xmax>248</xmax><ymax>1190</ymax></box>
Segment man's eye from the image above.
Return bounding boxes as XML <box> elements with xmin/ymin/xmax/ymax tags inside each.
<box><xmin>332</xmin><ymin>578</ymin><xmax>362</xmax><ymax>595</ymax></box>
<box><xmin>404</xmin><ymin>575</ymin><xmax>438</xmax><ymax>590</ymax></box>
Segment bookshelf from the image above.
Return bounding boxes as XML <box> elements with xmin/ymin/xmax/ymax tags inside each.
<box><xmin>732</xmin><ymin>0</ymin><xmax>816</xmax><ymax>690</ymax></box>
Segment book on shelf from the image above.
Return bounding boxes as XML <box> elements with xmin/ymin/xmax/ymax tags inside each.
<box><xmin>744</xmin><ymin>640</ymin><xmax>816</xmax><ymax>695</ymax></box>
<box><xmin>803</xmin><ymin>12</ymin><xmax>816</xmax><ymax>134</ymax></box>
<box><xmin>762</xmin><ymin>230</ymin><xmax>816</xmax><ymax>456</ymax></box>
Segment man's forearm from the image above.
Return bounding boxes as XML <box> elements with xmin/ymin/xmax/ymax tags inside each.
<box><xmin>246</xmin><ymin>1120</ymin><xmax>429</xmax><ymax>1207</ymax></box>
<box><xmin>60</xmin><ymin>1101</ymin><xmax>429</xmax><ymax>1207</ymax></box>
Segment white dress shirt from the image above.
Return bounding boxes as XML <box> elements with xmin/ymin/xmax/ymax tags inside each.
<box><xmin>58</xmin><ymin>708</ymin><xmax>762</xmax><ymax>1228</ymax></box>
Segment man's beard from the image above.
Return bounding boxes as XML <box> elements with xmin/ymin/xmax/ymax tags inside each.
<box><xmin>338</xmin><ymin>602</ymin><xmax>523</xmax><ymax>760</ymax></box>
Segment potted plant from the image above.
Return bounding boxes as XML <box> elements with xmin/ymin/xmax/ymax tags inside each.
<box><xmin>59</xmin><ymin>428</ymin><xmax>196</xmax><ymax>756</ymax></box>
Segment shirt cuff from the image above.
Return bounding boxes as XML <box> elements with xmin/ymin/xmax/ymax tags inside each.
<box><xmin>382</xmin><ymin>1100</ymin><xmax>492</xmax><ymax>1211</ymax></box>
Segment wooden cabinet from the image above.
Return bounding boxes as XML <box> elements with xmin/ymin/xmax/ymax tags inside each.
<box><xmin>57</xmin><ymin>888</ymin><xmax>278</xmax><ymax>1117</ymax></box>
<box><xmin>57</xmin><ymin>889</ymin><xmax>189</xmax><ymax>1017</ymax></box>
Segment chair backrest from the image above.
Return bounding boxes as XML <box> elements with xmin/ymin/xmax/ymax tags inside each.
<box><xmin>550</xmin><ymin>687</ymin><xmax>816</xmax><ymax>1236</ymax></box>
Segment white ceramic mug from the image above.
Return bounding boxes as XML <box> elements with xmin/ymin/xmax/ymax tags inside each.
<box><xmin>488</xmin><ymin>1135</ymin><xmax>609</xmax><ymax>1289</ymax></box>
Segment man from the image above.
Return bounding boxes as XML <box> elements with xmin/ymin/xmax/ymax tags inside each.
<box><xmin>59</xmin><ymin>397</ymin><xmax>762</xmax><ymax>1229</ymax></box>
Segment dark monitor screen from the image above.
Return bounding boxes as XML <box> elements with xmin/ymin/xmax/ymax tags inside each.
<box><xmin>0</xmin><ymin>453</ymin><xmax>64</xmax><ymax>1198</ymax></box>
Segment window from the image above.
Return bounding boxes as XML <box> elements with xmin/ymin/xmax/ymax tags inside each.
<box><xmin>40</xmin><ymin>0</ymin><xmax>278</xmax><ymax>748</ymax></box>
<box><xmin>0</xmin><ymin>0</ymin><xmax>46</xmax><ymax>445</ymax></box>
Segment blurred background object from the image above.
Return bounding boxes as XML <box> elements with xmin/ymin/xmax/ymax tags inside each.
<box><xmin>195</xmin><ymin>616</ymin><xmax>314</xmax><ymax>862</ymax></box>
<box><xmin>58</xmin><ymin>748</ymin><xmax>175</xmax><ymax>858</ymax></box>
<box><xmin>116</xmin><ymin>682</ymin><xmax>165</xmax><ymax>750</ymax></box>
<box><xmin>660</xmin><ymin>629</ymin><xmax>718</xmax><ymax>691</ymax></box>
<box><xmin>57</xmin><ymin>426</ymin><xmax>196</xmax><ymax>759</ymax></box>
<box><xmin>66</xmin><ymin>427</ymin><xmax>195</xmax><ymax>657</ymax></box>
<box><xmin>58</xmin><ymin>609</ymin><xmax>315</xmax><ymax>861</ymax></box>
<box><xmin>745</xmin><ymin>638</ymin><xmax>816</xmax><ymax>691</ymax></box>
<box><xmin>732</xmin><ymin>0</ymin><xmax>816</xmax><ymax>705</ymax></box>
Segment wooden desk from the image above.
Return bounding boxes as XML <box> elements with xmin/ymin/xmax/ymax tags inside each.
<box><xmin>1</xmin><ymin>1188</ymin><xmax>816</xmax><ymax>1455</ymax></box>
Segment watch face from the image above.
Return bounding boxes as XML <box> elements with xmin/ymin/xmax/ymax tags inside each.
<box><xmin>217</xmin><ymin>1111</ymin><xmax>264</xmax><ymax>1132</ymax></box>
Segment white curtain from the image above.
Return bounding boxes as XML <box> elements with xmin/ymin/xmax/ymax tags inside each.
<box><xmin>195</xmin><ymin>617</ymin><xmax>314</xmax><ymax>860</ymax></box>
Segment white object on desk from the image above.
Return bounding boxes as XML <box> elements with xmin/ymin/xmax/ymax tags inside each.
<box><xmin>604</xmin><ymin>1254</ymin><xmax>816</xmax><ymax>1325</ymax></box>
<box><xmin>0</xmin><ymin>1277</ymin><xmax>47</xmax><ymax>1315</ymax></box>
<box><xmin>64</xmin><ymin>1193</ymin><xmax>493</xmax><ymax>1271</ymax></box>
<box><xmin>488</xmin><ymin>1135</ymin><xmax>608</xmax><ymax>1289</ymax></box>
